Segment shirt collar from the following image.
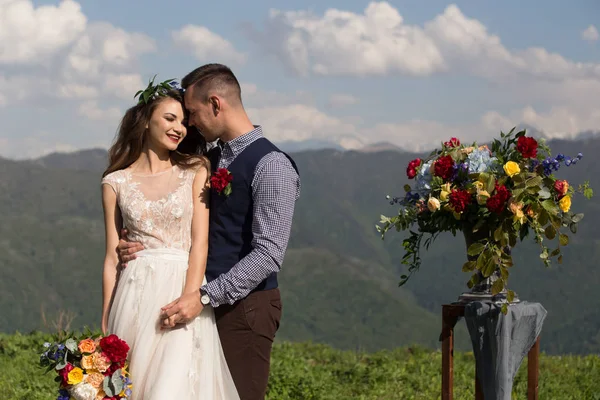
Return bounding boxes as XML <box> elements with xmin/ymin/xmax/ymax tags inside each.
<box><xmin>222</xmin><ymin>125</ymin><xmax>263</xmax><ymax>158</ymax></box>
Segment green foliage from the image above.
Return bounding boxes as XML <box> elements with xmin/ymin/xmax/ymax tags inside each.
<box><xmin>2</xmin><ymin>333</ymin><xmax>600</xmax><ymax>400</ymax></box>
<box><xmin>134</xmin><ymin>75</ymin><xmax>180</xmax><ymax>104</ymax></box>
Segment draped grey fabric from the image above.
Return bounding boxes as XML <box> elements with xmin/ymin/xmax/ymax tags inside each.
<box><xmin>464</xmin><ymin>301</ymin><xmax>547</xmax><ymax>400</ymax></box>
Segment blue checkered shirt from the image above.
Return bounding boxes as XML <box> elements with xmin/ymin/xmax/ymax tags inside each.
<box><xmin>201</xmin><ymin>126</ymin><xmax>301</xmax><ymax>307</ymax></box>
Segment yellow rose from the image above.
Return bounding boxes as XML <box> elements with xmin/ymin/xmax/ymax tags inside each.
<box><xmin>513</xmin><ymin>209</ymin><xmax>526</xmax><ymax>224</ymax></box>
<box><xmin>503</xmin><ymin>161</ymin><xmax>521</xmax><ymax>177</ymax></box>
<box><xmin>67</xmin><ymin>367</ymin><xmax>84</xmax><ymax>385</ymax></box>
<box><xmin>78</xmin><ymin>338</ymin><xmax>97</xmax><ymax>354</ymax></box>
<box><xmin>559</xmin><ymin>195</ymin><xmax>571</xmax><ymax>212</ymax></box>
<box><xmin>85</xmin><ymin>372</ymin><xmax>105</xmax><ymax>388</ymax></box>
<box><xmin>81</xmin><ymin>355</ymin><xmax>94</xmax><ymax>370</ymax></box>
<box><xmin>476</xmin><ymin>190</ymin><xmax>490</xmax><ymax>205</ymax></box>
<box><xmin>427</xmin><ymin>197</ymin><xmax>441</xmax><ymax>212</ymax></box>
<box><xmin>440</xmin><ymin>183</ymin><xmax>452</xmax><ymax>201</ymax></box>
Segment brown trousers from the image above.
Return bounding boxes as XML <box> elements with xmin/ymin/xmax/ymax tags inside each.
<box><xmin>214</xmin><ymin>288</ymin><xmax>282</xmax><ymax>400</ymax></box>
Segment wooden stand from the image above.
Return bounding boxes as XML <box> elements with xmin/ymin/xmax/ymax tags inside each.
<box><xmin>441</xmin><ymin>303</ymin><xmax>540</xmax><ymax>400</ymax></box>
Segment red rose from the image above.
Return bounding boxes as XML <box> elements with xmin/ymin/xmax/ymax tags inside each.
<box><xmin>406</xmin><ymin>158</ymin><xmax>422</xmax><ymax>179</ymax></box>
<box><xmin>449</xmin><ymin>189</ymin><xmax>472</xmax><ymax>213</ymax></box>
<box><xmin>210</xmin><ymin>168</ymin><xmax>233</xmax><ymax>193</ymax></box>
<box><xmin>59</xmin><ymin>363</ymin><xmax>74</xmax><ymax>386</ymax></box>
<box><xmin>554</xmin><ymin>180</ymin><xmax>569</xmax><ymax>199</ymax></box>
<box><xmin>486</xmin><ymin>184</ymin><xmax>511</xmax><ymax>214</ymax></box>
<box><xmin>433</xmin><ymin>155</ymin><xmax>455</xmax><ymax>181</ymax></box>
<box><xmin>516</xmin><ymin>136</ymin><xmax>538</xmax><ymax>158</ymax></box>
<box><xmin>99</xmin><ymin>334</ymin><xmax>129</xmax><ymax>364</ymax></box>
<box><xmin>444</xmin><ymin>137</ymin><xmax>461</xmax><ymax>147</ymax></box>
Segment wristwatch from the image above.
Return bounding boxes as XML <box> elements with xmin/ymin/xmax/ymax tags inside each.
<box><xmin>199</xmin><ymin>288</ymin><xmax>210</xmax><ymax>306</ymax></box>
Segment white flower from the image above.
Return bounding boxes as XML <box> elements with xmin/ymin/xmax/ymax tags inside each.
<box><xmin>69</xmin><ymin>382</ymin><xmax>97</xmax><ymax>400</ymax></box>
<box><xmin>171</xmin><ymin>206</ymin><xmax>183</xmax><ymax>218</ymax></box>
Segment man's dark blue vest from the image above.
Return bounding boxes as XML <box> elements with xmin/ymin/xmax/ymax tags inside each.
<box><xmin>205</xmin><ymin>137</ymin><xmax>298</xmax><ymax>292</ymax></box>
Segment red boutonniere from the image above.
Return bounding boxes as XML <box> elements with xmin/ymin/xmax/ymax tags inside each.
<box><xmin>211</xmin><ymin>168</ymin><xmax>233</xmax><ymax>196</ymax></box>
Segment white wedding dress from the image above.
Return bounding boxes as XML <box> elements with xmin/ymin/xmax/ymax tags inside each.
<box><xmin>102</xmin><ymin>164</ymin><xmax>240</xmax><ymax>400</ymax></box>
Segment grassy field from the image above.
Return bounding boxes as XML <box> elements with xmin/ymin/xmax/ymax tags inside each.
<box><xmin>1</xmin><ymin>332</ymin><xmax>599</xmax><ymax>400</ymax></box>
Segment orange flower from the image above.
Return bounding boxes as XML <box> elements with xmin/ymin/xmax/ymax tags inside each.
<box><xmin>81</xmin><ymin>355</ymin><xmax>94</xmax><ymax>370</ymax></box>
<box><xmin>78</xmin><ymin>338</ymin><xmax>97</xmax><ymax>354</ymax></box>
<box><xmin>85</xmin><ymin>371</ymin><xmax>105</xmax><ymax>388</ymax></box>
<box><xmin>92</xmin><ymin>352</ymin><xmax>111</xmax><ymax>373</ymax></box>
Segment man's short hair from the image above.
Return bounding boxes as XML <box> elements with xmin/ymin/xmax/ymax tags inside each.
<box><xmin>182</xmin><ymin>63</ymin><xmax>242</xmax><ymax>104</ymax></box>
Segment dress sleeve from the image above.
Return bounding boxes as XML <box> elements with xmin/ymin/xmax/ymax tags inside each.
<box><xmin>101</xmin><ymin>171</ymin><xmax>120</xmax><ymax>195</ymax></box>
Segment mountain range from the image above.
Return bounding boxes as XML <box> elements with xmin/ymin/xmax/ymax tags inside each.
<box><xmin>1</xmin><ymin>134</ymin><xmax>600</xmax><ymax>354</ymax></box>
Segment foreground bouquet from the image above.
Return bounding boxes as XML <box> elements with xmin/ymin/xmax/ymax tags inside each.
<box><xmin>39</xmin><ymin>331</ymin><xmax>133</xmax><ymax>400</ymax></box>
<box><xmin>377</xmin><ymin>128</ymin><xmax>593</xmax><ymax>303</ymax></box>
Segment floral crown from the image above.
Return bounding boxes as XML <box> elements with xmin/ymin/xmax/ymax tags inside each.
<box><xmin>134</xmin><ymin>75</ymin><xmax>184</xmax><ymax>105</ymax></box>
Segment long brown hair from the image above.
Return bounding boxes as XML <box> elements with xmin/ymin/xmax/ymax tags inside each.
<box><xmin>103</xmin><ymin>89</ymin><xmax>208</xmax><ymax>177</ymax></box>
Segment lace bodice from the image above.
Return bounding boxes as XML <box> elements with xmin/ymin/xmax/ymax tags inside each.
<box><xmin>102</xmin><ymin>165</ymin><xmax>198</xmax><ymax>251</ymax></box>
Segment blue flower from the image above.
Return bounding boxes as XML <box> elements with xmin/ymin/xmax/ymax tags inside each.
<box><xmin>169</xmin><ymin>80</ymin><xmax>184</xmax><ymax>92</ymax></box>
<box><xmin>415</xmin><ymin>160</ymin><xmax>433</xmax><ymax>196</ymax></box>
<box><xmin>452</xmin><ymin>162</ymin><xmax>469</xmax><ymax>182</ymax></box>
<box><xmin>57</xmin><ymin>388</ymin><xmax>70</xmax><ymax>400</ymax></box>
<box><xmin>529</xmin><ymin>159</ymin><xmax>540</xmax><ymax>172</ymax></box>
<box><xmin>125</xmin><ymin>388</ymin><xmax>133</xmax><ymax>397</ymax></box>
<box><xmin>465</xmin><ymin>148</ymin><xmax>499</xmax><ymax>173</ymax></box>
<box><xmin>387</xmin><ymin>191</ymin><xmax>419</xmax><ymax>206</ymax></box>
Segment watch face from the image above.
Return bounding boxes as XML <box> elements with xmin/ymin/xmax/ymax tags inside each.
<box><xmin>201</xmin><ymin>295</ymin><xmax>210</xmax><ymax>305</ymax></box>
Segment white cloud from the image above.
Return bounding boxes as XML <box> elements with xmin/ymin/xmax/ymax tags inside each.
<box><xmin>172</xmin><ymin>25</ymin><xmax>246</xmax><ymax>65</ymax></box>
<box><xmin>251</xmin><ymin>2</ymin><xmax>600</xmax><ymax>84</ymax></box>
<box><xmin>241</xmin><ymin>82</ymin><xmax>313</xmax><ymax>107</ymax></box>
<box><xmin>251</xmin><ymin>2</ymin><xmax>445</xmax><ymax>77</ymax></box>
<box><xmin>103</xmin><ymin>73</ymin><xmax>145</xmax><ymax>100</ymax></box>
<box><xmin>0</xmin><ymin>0</ymin><xmax>87</xmax><ymax>64</ymax></box>
<box><xmin>328</xmin><ymin>94</ymin><xmax>359</xmax><ymax>108</ymax></box>
<box><xmin>0</xmin><ymin>1</ymin><xmax>156</xmax><ymax>112</ymax></box>
<box><xmin>78</xmin><ymin>101</ymin><xmax>121</xmax><ymax>121</ymax></box>
<box><xmin>65</xmin><ymin>22</ymin><xmax>156</xmax><ymax>78</ymax></box>
<box><xmin>425</xmin><ymin>6</ymin><xmax>600</xmax><ymax>83</ymax></box>
<box><xmin>247</xmin><ymin>104</ymin><xmax>360</xmax><ymax>147</ymax></box>
<box><xmin>57</xmin><ymin>83</ymin><xmax>98</xmax><ymax>99</ymax></box>
<box><xmin>489</xmin><ymin>105</ymin><xmax>600</xmax><ymax>139</ymax></box>
<box><xmin>582</xmin><ymin>25</ymin><xmax>599</xmax><ymax>42</ymax></box>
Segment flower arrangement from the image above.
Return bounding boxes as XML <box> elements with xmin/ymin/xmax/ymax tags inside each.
<box><xmin>40</xmin><ymin>331</ymin><xmax>133</xmax><ymax>400</ymax></box>
<box><xmin>211</xmin><ymin>168</ymin><xmax>233</xmax><ymax>196</ymax></box>
<box><xmin>377</xmin><ymin>128</ymin><xmax>593</xmax><ymax>304</ymax></box>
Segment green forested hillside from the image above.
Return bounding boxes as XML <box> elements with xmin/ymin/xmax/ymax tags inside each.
<box><xmin>1</xmin><ymin>136</ymin><xmax>599</xmax><ymax>354</ymax></box>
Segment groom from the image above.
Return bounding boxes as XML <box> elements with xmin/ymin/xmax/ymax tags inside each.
<box><xmin>117</xmin><ymin>63</ymin><xmax>300</xmax><ymax>399</ymax></box>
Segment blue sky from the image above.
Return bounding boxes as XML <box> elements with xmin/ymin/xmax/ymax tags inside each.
<box><xmin>1</xmin><ymin>0</ymin><xmax>599</xmax><ymax>158</ymax></box>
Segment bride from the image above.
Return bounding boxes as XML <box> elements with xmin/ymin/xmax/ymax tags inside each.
<box><xmin>100</xmin><ymin>79</ymin><xmax>239</xmax><ymax>399</ymax></box>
